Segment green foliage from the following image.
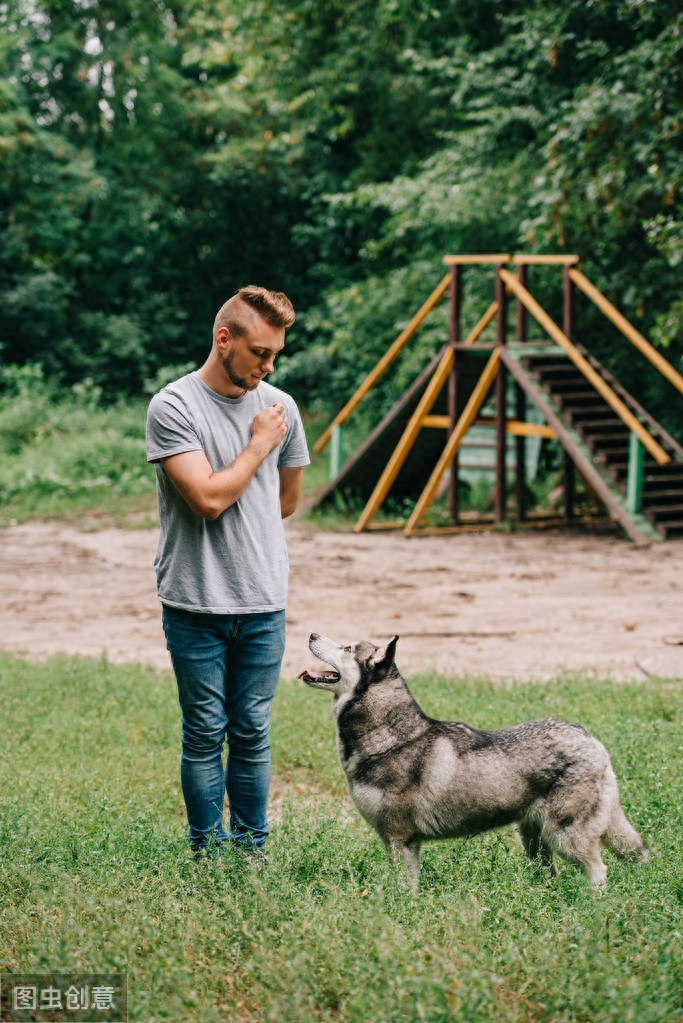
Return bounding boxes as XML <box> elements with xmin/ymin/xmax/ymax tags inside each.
<box><xmin>0</xmin><ymin>363</ymin><xmax>58</xmax><ymax>454</ymax></box>
<box><xmin>0</xmin><ymin>652</ymin><xmax>681</xmax><ymax>1021</ymax></box>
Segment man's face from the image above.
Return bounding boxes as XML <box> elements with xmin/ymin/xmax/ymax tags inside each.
<box><xmin>219</xmin><ymin>321</ymin><xmax>285</xmax><ymax>392</ymax></box>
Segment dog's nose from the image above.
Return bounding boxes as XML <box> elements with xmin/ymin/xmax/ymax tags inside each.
<box><xmin>309</xmin><ymin>632</ymin><xmax>319</xmax><ymax>642</ymax></box>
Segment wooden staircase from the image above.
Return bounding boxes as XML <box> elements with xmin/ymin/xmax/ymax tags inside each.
<box><xmin>522</xmin><ymin>348</ymin><xmax>683</xmax><ymax>540</ymax></box>
<box><xmin>312</xmin><ymin>255</ymin><xmax>683</xmax><ymax>541</ymax></box>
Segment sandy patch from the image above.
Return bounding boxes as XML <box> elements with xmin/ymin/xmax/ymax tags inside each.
<box><xmin>2</xmin><ymin>519</ymin><xmax>682</xmax><ymax>682</ymax></box>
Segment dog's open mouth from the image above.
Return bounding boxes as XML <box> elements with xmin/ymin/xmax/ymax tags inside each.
<box><xmin>298</xmin><ymin>669</ymin><xmax>340</xmax><ymax>685</ymax></box>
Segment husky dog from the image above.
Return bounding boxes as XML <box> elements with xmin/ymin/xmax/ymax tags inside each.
<box><xmin>299</xmin><ymin>633</ymin><xmax>648</xmax><ymax>887</ymax></box>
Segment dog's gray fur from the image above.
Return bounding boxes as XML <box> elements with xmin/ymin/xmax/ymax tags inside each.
<box><xmin>300</xmin><ymin>633</ymin><xmax>648</xmax><ymax>887</ymax></box>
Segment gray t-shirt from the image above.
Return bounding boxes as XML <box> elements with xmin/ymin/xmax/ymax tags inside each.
<box><xmin>146</xmin><ymin>372</ymin><xmax>310</xmax><ymax>614</ymax></box>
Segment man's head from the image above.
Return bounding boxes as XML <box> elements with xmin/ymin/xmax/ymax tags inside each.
<box><xmin>212</xmin><ymin>286</ymin><xmax>295</xmax><ymax>394</ymax></box>
<box><xmin>213</xmin><ymin>286</ymin><xmax>295</xmax><ymax>342</ymax></box>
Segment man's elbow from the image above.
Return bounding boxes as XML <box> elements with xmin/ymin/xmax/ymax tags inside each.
<box><xmin>187</xmin><ymin>494</ymin><xmax>226</xmax><ymax>520</ymax></box>
<box><xmin>278</xmin><ymin>468</ymin><xmax>304</xmax><ymax>520</ymax></box>
<box><xmin>199</xmin><ymin>504</ymin><xmax>223</xmax><ymax>521</ymax></box>
<box><xmin>280</xmin><ymin>496</ymin><xmax>300</xmax><ymax>519</ymax></box>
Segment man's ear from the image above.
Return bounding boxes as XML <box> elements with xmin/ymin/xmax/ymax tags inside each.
<box><xmin>370</xmin><ymin>635</ymin><xmax>399</xmax><ymax>671</ymax></box>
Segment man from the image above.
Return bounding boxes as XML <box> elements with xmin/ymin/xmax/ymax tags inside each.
<box><xmin>146</xmin><ymin>285</ymin><xmax>310</xmax><ymax>857</ymax></box>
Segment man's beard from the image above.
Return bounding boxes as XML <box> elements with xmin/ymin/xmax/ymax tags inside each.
<box><xmin>221</xmin><ymin>350</ymin><xmax>255</xmax><ymax>392</ymax></box>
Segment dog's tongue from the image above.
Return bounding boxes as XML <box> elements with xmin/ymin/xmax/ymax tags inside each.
<box><xmin>298</xmin><ymin>669</ymin><xmax>338</xmax><ymax>683</ymax></box>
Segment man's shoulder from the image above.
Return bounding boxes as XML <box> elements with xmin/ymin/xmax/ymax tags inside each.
<box><xmin>147</xmin><ymin>373</ymin><xmax>201</xmax><ymax>416</ymax></box>
<box><xmin>153</xmin><ymin>372</ymin><xmax>198</xmax><ymax>402</ymax></box>
<box><xmin>257</xmin><ymin>379</ymin><xmax>298</xmax><ymax>410</ymax></box>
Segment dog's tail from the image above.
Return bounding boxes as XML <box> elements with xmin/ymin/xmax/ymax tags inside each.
<box><xmin>602</xmin><ymin>774</ymin><xmax>649</xmax><ymax>862</ymax></box>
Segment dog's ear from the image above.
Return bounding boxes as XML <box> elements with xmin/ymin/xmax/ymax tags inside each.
<box><xmin>370</xmin><ymin>635</ymin><xmax>399</xmax><ymax>671</ymax></box>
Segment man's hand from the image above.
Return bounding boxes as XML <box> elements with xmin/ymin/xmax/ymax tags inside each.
<box><xmin>250</xmin><ymin>403</ymin><xmax>287</xmax><ymax>455</ymax></box>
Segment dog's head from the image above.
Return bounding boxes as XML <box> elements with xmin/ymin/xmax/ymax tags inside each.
<box><xmin>299</xmin><ymin>632</ymin><xmax>399</xmax><ymax>698</ymax></box>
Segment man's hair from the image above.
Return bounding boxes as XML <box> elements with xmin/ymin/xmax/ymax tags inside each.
<box><xmin>213</xmin><ymin>285</ymin><xmax>295</xmax><ymax>341</ymax></box>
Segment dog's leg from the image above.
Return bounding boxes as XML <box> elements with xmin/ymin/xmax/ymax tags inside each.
<box><xmin>398</xmin><ymin>839</ymin><xmax>422</xmax><ymax>889</ymax></box>
<box><xmin>580</xmin><ymin>849</ymin><xmax>608</xmax><ymax>887</ymax></box>
<box><xmin>518</xmin><ymin>819</ymin><xmax>558</xmax><ymax>878</ymax></box>
<box><xmin>384</xmin><ymin>837</ymin><xmax>422</xmax><ymax>889</ymax></box>
<box><xmin>551</xmin><ymin>824</ymin><xmax>608</xmax><ymax>886</ymax></box>
<box><xmin>553</xmin><ymin>777</ymin><xmax>647</xmax><ymax>885</ymax></box>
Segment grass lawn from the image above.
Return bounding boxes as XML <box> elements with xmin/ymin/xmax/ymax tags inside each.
<box><xmin>0</xmin><ymin>653</ymin><xmax>681</xmax><ymax>1021</ymax></box>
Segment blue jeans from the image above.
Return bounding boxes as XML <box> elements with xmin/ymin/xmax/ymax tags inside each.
<box><xmin>162</xmin><ymin>605</ymin><xmax>285</xmax><ymax>853</ymax></box>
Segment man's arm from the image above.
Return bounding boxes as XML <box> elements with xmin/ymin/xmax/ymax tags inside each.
<box><xmin>161</xmin><ymin>403</ymin><xmax>286</xmax><ymax>520</ymax></box>
<box><xmin>279</xmin><ymin>466</ymin><xmax>304</xmax><ymax>518</ymax></box>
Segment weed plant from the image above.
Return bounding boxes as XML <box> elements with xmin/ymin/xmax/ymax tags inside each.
<box><xmin>1</xmin><ymin>653</ymin><xmax>681</xmax><ymax>1022</ymax></box>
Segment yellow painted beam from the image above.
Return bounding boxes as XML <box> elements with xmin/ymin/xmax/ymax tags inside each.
<box><xmin>353</xmin><ymin>300</ymin><xmax>500</xmax><ymax>532</ymax></box>
<box><xmin>512</xmin><ymin>254</ymin><xmax>580</xmax><ymax>265</ymax></box>
<box><xmin>499</xmin><ymin>269</ymin><xmax>670</xmax><ymax>466</ymax></box>
<box><xmin>506</xmin><ymin>421</ymin><xmax>556</xmax><ymax>439</ymax></box>
<box><xmin>314</xmin><ymin>272</ymin><xmax>451</xmax><ymax>453</ymax></box>
<box><xmin>468</xmin><ymin>300</ymin><xmax>498</xmax><ymax>341</ymax></box>
<box><xmin>421</xmin><ymin>415</ymin><xmax>451</xmax><ymax>428</ymax></box>
<box><xmin>443</xmin><ymin>254</ymin><xmax>511</xmax><ymax>265</ymax></box>
<box><xmin>353</xmin><ymin>347</ymin><xmax>454</xmax><ymax>532</ymax></box>
<box><xmin>442</xmin><ymin>254</ymin><xmax>580</xmax><ymax>266</ymax></box>
<box><xmin>569</xmin><ymin>268</ymin><xmax>683</xmax><ymax>397</ymax></box>
<box><xmin>404</xmin><ymin>350</ymin><xmax>501</xmax><ymax>535</ymax></box>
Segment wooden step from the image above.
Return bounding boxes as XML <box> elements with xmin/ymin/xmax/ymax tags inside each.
<box><xmin>642</xmin><ymin>489</ymin><xmax>683</xmax><ymax>507</ymax></box>
<box><xmin>533</xmin><ymin>366</ymin><xmax>585</xmax><ymax>384</ymax></box>
<box><xmin>659</xmin><ymin>522</ymin><xmax>683</xmax><ymax>539</ymax></box>
<box><xmin>588</xmin><ymin>433</ymin><xmax>631</xmax><ymax>448</ymax></box>
<box><xmin>644</xmin><ymin>503</ymin><xmax>683</xmax><ymax>519</ymax></box>
<box><xmin>595</xmin><ymin>448</ymin><xmax>630</xmax><ymax>468</ymax></box>
<box><xmin>559</xmin><ymin>389</ymin><xmax>610</xmax><ymax>404</ymax></box>
<box><xmin>644</xmin><ymin>467</ymin><xmax>683</xmax><ymax>484</ymax></box>
<box><xmin>579</xmin><ymin>418</ymin><xmax>628</xmax><ymax>432</ymax></box>
<box><xmin>565</xmin><ymin>403</ymin><xmax>615</xmax><ymax>423</ymax></box>
<box><xmin>550</xmin><ymin>378</ymin><xmax>598</xmax><ymax>394</ymax></box>
<box><xmin>523</xmin><ymin>357</ymin><xmax>573</xmax><ymax>372</ymax></box>
<box><xmin>644</xmin><ymin>513</ymin><xmax>683</xmax><ymax>539</ymax></box>
<box><xmin>589</xmin><ymin>456</ymin><xmax>681</xmax><ymax>483</ymax></box>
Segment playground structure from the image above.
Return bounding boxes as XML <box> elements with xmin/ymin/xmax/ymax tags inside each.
<box><xmin>312</xmin><ymin>255</ymin><xmax>683</xmax><ymax>543</ymax></box>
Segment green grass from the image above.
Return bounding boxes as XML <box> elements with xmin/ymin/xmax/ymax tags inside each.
<box><xmin>1</xmin><ymin>653</ymin><xmax>681</xmax><ymax>1021</ymax></box>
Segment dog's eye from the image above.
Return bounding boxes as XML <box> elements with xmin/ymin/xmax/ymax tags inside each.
<box><xmin>343</xmin><ymin>645</ymin><xmax>352</xmax><ymax>653</ymax></box>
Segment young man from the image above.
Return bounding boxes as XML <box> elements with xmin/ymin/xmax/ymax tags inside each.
<box><xmin>146</xmin><ymin>285</ymin><xmax>310</xmax><ymax>856</ymax></box>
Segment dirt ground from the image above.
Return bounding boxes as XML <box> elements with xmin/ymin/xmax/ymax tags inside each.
<box><xmin>2</xmin><ymin>517</ymin><xmax>683</xmax><ymax>683</ymax></box>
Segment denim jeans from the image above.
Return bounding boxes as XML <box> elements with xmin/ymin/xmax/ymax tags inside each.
<box><xmin>162</xmin><ymin>604</ymin><xmax>286</xmax><ymax>853</ymax></box>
